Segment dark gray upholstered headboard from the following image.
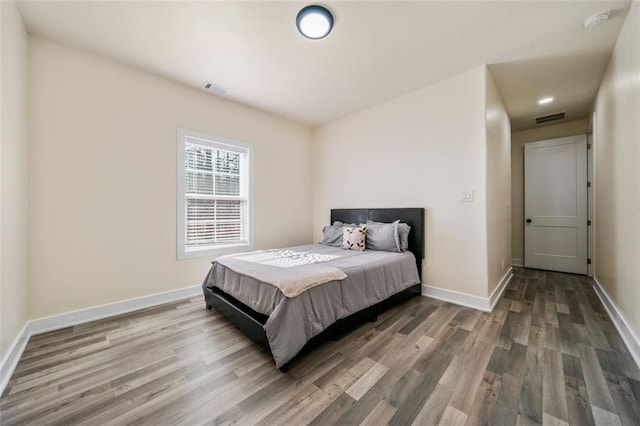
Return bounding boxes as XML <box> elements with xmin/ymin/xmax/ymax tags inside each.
<box><xmin>330</xmin><ymin>208</ymin><xmax>425</xmax><ymax>279</ymax></box>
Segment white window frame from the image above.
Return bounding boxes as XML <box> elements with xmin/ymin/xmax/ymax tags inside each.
<box><xmin>177</xmin><ymin>128</ymin><xmax>253</xmax><ymax>260</ymax></box>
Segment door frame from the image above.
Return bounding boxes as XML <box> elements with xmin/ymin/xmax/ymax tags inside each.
<box><xmin>587</xmin><ymin>112</ymin><xmax>596</xmax><ymax>277</ymax></box>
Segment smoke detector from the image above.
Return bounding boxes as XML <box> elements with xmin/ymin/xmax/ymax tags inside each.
<box><xmin>584</xmin><ymin>12</ymin><xmax>609</xmax><ymax>29</ymax></box>
<box><xmin>204</xmin><ymin>81</ymin><xmax>228</xmax><ymax>95</ymax></box>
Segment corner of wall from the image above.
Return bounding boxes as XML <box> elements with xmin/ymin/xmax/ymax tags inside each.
<box><xmin>27</xmin><ymin>36</ymin><xmax>314</xmax><ymax>319</ymax></box>
<box><xmin>312</xmin><ymin>66</ymin><xmax>493</xmax><ymax>299</ymax></box>
<box><xmin>484</xmin><ymin>66</ymin><xmax>512</xmax><ymax>298</ymax></box>
<box><xmin>0</xmin><ymin>0</ymin><xmax>31</xmax><ymax>380</ymax></box>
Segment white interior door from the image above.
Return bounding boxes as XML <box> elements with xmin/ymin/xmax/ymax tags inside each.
<box><xmin>524</xmin><ymin>135</ymin><xmax>587</xmax><ymax>274</ymax></box>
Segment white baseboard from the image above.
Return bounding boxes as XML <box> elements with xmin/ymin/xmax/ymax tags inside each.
<box><xmin>511</xmin><ymin>258</ymin><xmax>524</xmax><ymax>267</ymax></box>
<box><xmin>422</xmin><ymin>267</ymin><xmax>513</xmax><ymax>312</ymax></box>
<box><xmin>0</xmin><ymin>322</ymin><xmax>31</xmax><ymax>395</ymax></box>
<box><xmin>592</xmin><ymin>277</ymin><xmax>640</xmax><ymax>370</ymax></box>
<box><xmin>29</xmin><ymin>285</ymin><xmax>202</xmax><ymax>335</ymax></box>
<box><xmin>489</xmin><ymin>268</ymin><xmax>514</xmax><ymax>311</ymax></box>
<box><xmin>0</xmin><ymin>284</ymin><xmax>202</xmax><ymax>395</ymax></box>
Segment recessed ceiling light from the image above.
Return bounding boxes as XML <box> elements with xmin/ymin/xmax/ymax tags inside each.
<box><xmin>296</xmin><ymin>5</ymin><xmax>334</xmax><ymax>40</ymax></box>
<box><xmin>538</xmin><ymin>97</ymin><xmax>554</xmax><ymax>105</ymax></box>
<box><xmin>584</xmin><ymin>12</ymin><xmax>609</xmax><ymax>29</ymax></box>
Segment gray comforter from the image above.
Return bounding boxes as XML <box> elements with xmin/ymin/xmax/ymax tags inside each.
<box><xmin>202</xmin><ymin>244</ymin><xmax>421</xmax><ymax>368</ymax></box>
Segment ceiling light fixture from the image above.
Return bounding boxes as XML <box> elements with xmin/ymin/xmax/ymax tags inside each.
<box><xmin>583</xmin><ymin>12</ymin><xmax>609</xmax><ymax>29</ymax></box>
<box><xmin>296</xmin><ymin>5</ymin><xmax>334</xmax><ymax>39</ymax></box>
<box><xmin>538</xmin><ymin>97</ymin><xmax>554</xmax><ymax>105</ymax></box>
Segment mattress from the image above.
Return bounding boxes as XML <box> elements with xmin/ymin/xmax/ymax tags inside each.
<box><xmin>202</xmin><ymin>244</ymin><xmax>421</xmax><ymax>367</ymax></box>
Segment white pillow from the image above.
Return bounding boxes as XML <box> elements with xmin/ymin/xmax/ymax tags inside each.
<box><xmin>342</xmin><ymin>226</ymin><xmax>367</xmax><ymax>251</ymax></box>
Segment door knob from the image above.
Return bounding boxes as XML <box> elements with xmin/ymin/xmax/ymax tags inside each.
<box><xmin>526</xmin><ymin>218</ymin><xmax>532</xmax><ymax>223</ymax></box>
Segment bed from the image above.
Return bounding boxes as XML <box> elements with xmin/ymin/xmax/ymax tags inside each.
<box><xmin>201</xmin><ymin>208</ymin><xmax>425</xmax><ymax>371</ymax></box>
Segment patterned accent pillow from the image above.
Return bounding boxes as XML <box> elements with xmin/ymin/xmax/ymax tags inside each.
<box><xmin>342</xmin><ymin>226</ymin><xmax>367</xmax><ymax>251</ymax></box>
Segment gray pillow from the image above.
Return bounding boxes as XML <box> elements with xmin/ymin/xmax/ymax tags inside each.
<box><xmin>365</xmin><ymin>220</ymin><xmax>401</xmax><ymax>252</ymax></box>
<box><xmin>397</xmin><ymin>222</ymin><xmax>411</xmax><ymax>252</ymax></box>
<box><xmin>321</xmin><ymin>221</ymin><xmax>355</xmax><ymax>247</ymax></box>
<box><xmin>367</xmin><ymin>220</ymin><xmax>412</xmax><ymax>252</ymax></box>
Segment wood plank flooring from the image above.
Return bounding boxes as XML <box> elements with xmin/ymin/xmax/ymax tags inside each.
<box><xmin>2</xmin><ymin>268</ymin><xmax>639</xmax><ymax>425</ymax></box>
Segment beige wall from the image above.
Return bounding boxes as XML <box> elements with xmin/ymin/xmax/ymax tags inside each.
<box><xmin>592</xmin><ymin>1</ymin><xmax>640</xmax><ymax>340</ymax></box>
<box><xmin>313</xmin><ymin>67</ymin><xmax>491</xmax><ymax>297</ymax></box>
<box><xmin>28</xmin><ymin>38</ymin><xmax>313</xmax><ymax>318</ymax></box>
<box><xmin>0</xmin><ymin>1</ymin><xmax>29</xmax><ymax>362</ymax></box>
<box><xmin>485</xmin><ymin>69</ymin><xmax>511</xmax><ymax>294</ymax></box>
<box><xmin>510</xmin><ymin>119</ymin><xmax>589</xmax><ymax>262</ymax></box>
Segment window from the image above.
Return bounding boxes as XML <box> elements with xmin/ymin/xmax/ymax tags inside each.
<box><xmin>177</xmin><ymin>128</ymin><xmax>252</xmax><ymax>259</ymax></box>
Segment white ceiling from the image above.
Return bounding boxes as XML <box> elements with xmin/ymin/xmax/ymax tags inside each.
<box><xmin>17</xmin><ymin>1</ymin><xmax>631</xmax><ymax>131</ymax></box>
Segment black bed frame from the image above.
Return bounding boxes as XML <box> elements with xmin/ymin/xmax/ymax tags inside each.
<box><xmin>202</xmin><ymin>208</ymin><xmax>425</xmax><ymax>372</ymax></box>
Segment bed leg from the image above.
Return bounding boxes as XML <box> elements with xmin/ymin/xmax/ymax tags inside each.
<box><xmin>370</xmin><ymin>316</ymin><xmax>378</xmax><ymax>323</ymax></box>
<box><xmin>279</xmin><ymin>364</ymin><xmax>289</xmax><ymax>374</ymax></box>
<box><xmin>206</xmin><ymin>304</ymin><xmax>212</xmax><ymax>310</ymax></box>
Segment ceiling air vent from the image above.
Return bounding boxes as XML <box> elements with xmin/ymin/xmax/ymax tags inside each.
<box><xmin>203</xmin><ymin>81</ymin><xmax>228</xmax><ymax>95</ymax></box>
<box><xmin>535</xmin><ymin>112</ymin><xmax>565</xmax><ymax>125</ymax></box>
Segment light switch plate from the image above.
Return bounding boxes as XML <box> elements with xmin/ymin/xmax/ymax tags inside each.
<box><xmin>460</xmin><ymin>191</ymin><xmax>474</xmax><ymax>202</ymax></box>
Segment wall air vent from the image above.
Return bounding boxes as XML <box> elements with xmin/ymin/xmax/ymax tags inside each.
<box><xmin>203</xmin><ymin>81</ymin><xmax>228</xmax><ymax>95</ymax></box>
<box><xmin>535</xmin><ymin>112</ymin><xmax>565</xmax><ymax>125</ymax></box>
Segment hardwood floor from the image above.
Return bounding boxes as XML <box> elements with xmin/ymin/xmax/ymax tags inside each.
<box><xmin>2</xmin><ymin>268</ymin><xmax>639</xmax><ymax>425</ymax></box>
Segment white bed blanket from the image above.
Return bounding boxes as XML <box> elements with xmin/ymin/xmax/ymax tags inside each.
<box><xmin>214</xmin><ymin>249</ymin><xmax>347</xmax><ymax>297</ymax></box>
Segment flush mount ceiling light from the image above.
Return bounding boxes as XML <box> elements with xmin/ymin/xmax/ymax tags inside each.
<box><xmin>538</xmin><ymin>96</ymin><xmax>554</xmax><ymax>105</ymax></box>
<box><xmin>584</xmin><ymin>12</ymin><xmax>609</xmax><ymax>29</ymax></box>
<box><xmin>296</xmin><ymin>5</ymin><xmax>334</xmax><ymax>39</ymax></box>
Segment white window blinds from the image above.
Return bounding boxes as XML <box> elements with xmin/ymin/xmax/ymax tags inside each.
<box><xmin>178</xmin><ymin>129</ymin><xmax>252</xmax><ymax>258</ymax></box>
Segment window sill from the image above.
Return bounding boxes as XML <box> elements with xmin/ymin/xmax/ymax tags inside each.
<box><xmin>178</xmin><ymin>242</ymin><xmax>252</xmax><ymax>260</ymax></box>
